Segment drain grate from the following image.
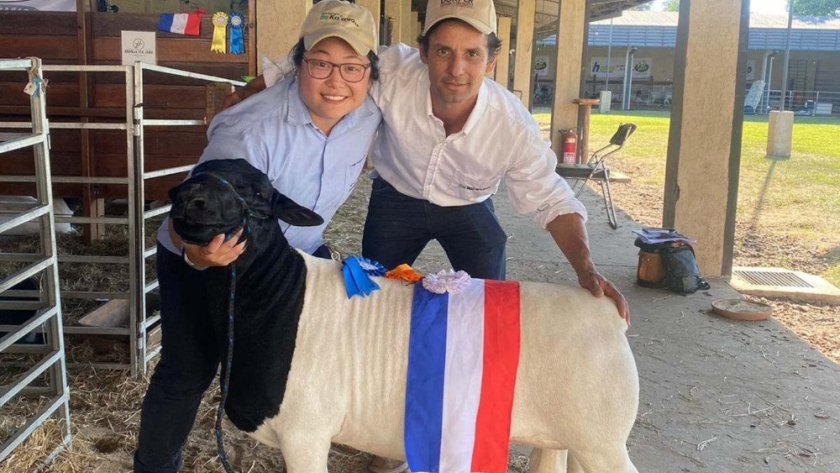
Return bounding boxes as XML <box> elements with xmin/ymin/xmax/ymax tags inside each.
<box><xmin>733</xmin><ymin>269</ymin><xmax>814</xmax><ymax>289</ymax></box>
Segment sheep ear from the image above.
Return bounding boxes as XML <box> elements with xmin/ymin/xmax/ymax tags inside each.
<box><xmin>271</xmin><ymin>189</ymin><xmax>324</xmax><ymax>227</ymax></box>
<box><xmin>168</xmin><ymin>183</ymin><xmax>184</xmax><ymax>216</ymax></box>
<box><xmin>168</xmin><ymin>183</ymin><xmax>181</xmax><ymax>202</ymax></box>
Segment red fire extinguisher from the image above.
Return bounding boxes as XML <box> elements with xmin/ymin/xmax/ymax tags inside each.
<box><xmin>561</xmin><ymin>128</ymin><xmax>578</xmax><ymax>164</ymax></box>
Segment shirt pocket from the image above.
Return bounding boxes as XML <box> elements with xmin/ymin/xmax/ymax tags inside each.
<box><xmin>343</xmin><ymin>156</ymin><xmax>367</xmax><ymax>201</ymax></box>
<box><xmin>448</xmin><ymin>167</ymin><xmax>499</xmax><ymax>201</ymax></box>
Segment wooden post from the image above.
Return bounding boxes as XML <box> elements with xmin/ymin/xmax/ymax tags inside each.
<box><xmin>664</xmin><ymin>0</ymin><xmax>749</xmax><ymax>276</ymax></box>
<box><xmin>355</xmin><ymin>0</ymin><xmax>381</xmax><ymax>40</ymax></box>
<box><xmin>573</xmin><ymin>98</ymin><xmax>599</xmax><ymax>163</ymax></box>
<box><xmin>385</xmin><ymin>0</ymin><xmax>403</xmax><ymax>44</ymax></box>
<box><xmin>77</xmin><ymin>0</ymin><xmax>105</xmax><ymax>242</ymax></box>
<box><xmin>248</xmin><ymin>0</ymin><xmax>257</xmax><ymax>76</ymax></box>
<box><xmin>257</xmin><ymin>0</ymin><xmax>310</xmax><ymax>72</ymax></box>
<box><xmin>401</xmin><ymin>0</ymin><xmax>413</xmax><ymax>45</ymax></box>
<box><xmin>495</xmin><ymin>16</ymin><xmax>512</xmax><ymax>89</ymax></box>
<box><xmin>513</xmin><ymin>0</ymin><xmax>535</xmax><ymax>108</ymax></box>
<box><xmin>550</xmin><ymin>0</ymin><xmax>587</xmax><ymax>158</ymax></box>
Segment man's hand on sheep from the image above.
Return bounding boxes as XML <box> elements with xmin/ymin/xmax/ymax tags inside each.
<box><xmin>577</xmin><ymin>269</ymin><xmax>630</xmax><ymax>325</ymax></box>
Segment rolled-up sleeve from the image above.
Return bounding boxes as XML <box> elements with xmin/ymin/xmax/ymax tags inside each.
<box><xmin>261</xmin><ymin>54</ymin><xmax>295</xmax><ymax>87</ymax></box>
<box><xmin>504</xmin><ymin>129</ymin><xmax>587</xmax><ymax>229</ymax></box>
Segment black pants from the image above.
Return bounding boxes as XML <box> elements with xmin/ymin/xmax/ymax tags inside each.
<box><xmin>362</xmin><ymin>178</ymin><xmax>507</xmax><ymax>280</ymax></box>
<box><xmin>133</xmin><ymin>242</ymin><xmax>330</xmax><ymax>473</ymax></box>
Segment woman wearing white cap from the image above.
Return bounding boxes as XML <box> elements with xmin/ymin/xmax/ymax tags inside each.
<box><xmin>134</xmin><ymin>2</ymin><xmax>382</xmax><ymax>472</ymax></box>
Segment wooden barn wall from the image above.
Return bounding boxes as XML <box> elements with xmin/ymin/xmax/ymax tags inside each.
<box><xmin>0</xmin><ymin>11</ymin><xmax>251</xmax><ymax>201</ymax></box>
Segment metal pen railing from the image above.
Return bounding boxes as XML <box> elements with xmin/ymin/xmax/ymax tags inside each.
<box><xmin>0</xmin><ymin>56</ymin><xmax>72</xmax><ymax>466</ymax></box>
<box><xmin>1</xmin><ymin>61</ymin><xmax>244</xmax><ymax>377</ymax></box>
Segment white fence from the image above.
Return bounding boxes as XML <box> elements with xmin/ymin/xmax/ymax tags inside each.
<box><xmin>581</xmin><ymin>81</ymin><xmax>840</xmax><ymax>116</ymax></box>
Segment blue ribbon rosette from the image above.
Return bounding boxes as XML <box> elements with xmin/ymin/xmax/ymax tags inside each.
<box><xmin>228</xmin><ymin>12</ymin><xmax>245</xmax><ymax>54</ymax></box>
<box><xmin>341</xmin><ymin>256</ymin><xmax>386</xmax><ymax>299</ymax></box>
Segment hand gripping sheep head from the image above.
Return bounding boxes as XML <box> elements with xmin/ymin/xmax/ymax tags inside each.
<box><xmin>168</xmin><ymin>159</ymin><xmax>323</xmax><ymax>250</ymax></box>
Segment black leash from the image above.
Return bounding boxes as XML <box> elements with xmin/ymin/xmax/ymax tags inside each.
<box><xmin>215</xmin><ymin>264</ymin><xmax>237</xmax><ymax>473</ymax></box>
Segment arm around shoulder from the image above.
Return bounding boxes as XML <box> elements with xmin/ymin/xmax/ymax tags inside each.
<box><xmin>220</xmin><ymin>75</ymin><xmax>268</xmax><ymax>111</ymax></box>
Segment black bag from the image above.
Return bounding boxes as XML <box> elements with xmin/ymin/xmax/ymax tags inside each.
<box><xmin>660</xmin><ymin>244</ymin><xmax>710</xmax><ymax>295</ymax></box>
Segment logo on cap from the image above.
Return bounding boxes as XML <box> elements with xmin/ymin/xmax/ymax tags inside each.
<box><xmin>320</xmin><ymin>12</ymin><xmax>360</xmax><ymax>28</ymax></box>
<box><xmin>440</xmin><ymin>0</ymin><xmax>474</xmax><ymax>7</ymax></box>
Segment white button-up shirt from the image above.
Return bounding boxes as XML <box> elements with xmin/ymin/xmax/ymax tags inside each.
<box><xmin>263</xmin><ymin>44</ymin><xmax>586</xmax><ymax>230</ymax></box>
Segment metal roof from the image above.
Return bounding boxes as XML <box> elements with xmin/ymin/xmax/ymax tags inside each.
<box><xmin>539</xmin><ymin>12</ymin><xmax>840</xmax><ymax>50</ymax></box>
<box><xmin>411</xmin><ymin>0</ymin><xmax>654</xmax><ymax>35</ymax></box>
<box><xmin>597</xmin><ymin>11</ymin><xmax>840</xmax><ymax>29</ymax></box>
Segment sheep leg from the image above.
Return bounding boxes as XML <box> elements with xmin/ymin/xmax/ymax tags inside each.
<box><xmin>565</xmin><ymin>451</ymin><xmax>584</xmax><ymax>473</ymax></box>
<box><xmin>573</xmin><ymin>445</ymin><xmax>639</xmax><ymax>473</ymax></box>
<box><xmin>278</xmin><ymin>436</ymin><xmax>331</xmax><ymax>473</ymax></box>
<box><xmin>529</xmin><ymin>448</ymin><xmax>569</xmax><ymax>473</ymax></box>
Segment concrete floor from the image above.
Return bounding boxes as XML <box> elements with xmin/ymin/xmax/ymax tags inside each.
<box><xmin>412</xmin><ymin>184</ymin><xmax>840</xmax><ymax>473</ymax></box>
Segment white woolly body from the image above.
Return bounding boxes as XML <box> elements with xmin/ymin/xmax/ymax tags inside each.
<box><xmin>250</xmin><ymin>252</ymin><xmax>639</xmax><ymax>473</ymax></box>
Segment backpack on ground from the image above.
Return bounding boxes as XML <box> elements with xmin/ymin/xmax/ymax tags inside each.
<box><xmin>660</xmin><ymin>244</ymin><xmax>710</xmax><ymax>295</ymax></box>
<box><xmin>634</xmin><ymin>233</ymin><xmax>710</xmax><ymax>295</ymax></box>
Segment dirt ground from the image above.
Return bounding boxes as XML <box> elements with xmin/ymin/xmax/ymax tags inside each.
<box><xmin>2</xmin><ymin>174</ymin><xmax>839</xmax><ymax>473</ymax></box>
<box><xmin>605</xmin><ymin>161</ymin><xmax>840</xmax><ymax>365</ymax></box>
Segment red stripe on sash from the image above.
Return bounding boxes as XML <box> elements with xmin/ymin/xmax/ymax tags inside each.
<box><xmin>471</xmin><ymin>280</ymin><xmax>521</xmax><ymax>472</ymax></box>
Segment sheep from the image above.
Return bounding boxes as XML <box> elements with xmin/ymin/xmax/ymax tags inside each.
<box><xmin>168</xmin><ymin>158</ymin><xmax>640</xmax><ymax>473</ymax></box>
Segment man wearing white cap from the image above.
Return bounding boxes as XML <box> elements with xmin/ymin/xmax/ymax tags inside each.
<box><xmin>372</xmin><ymin>0</ymin><xmax>627</xmax><ymax>322</ymax></box>
<box><xmin>134</xmin><ymin>2</ymin><xmax>382</xmax><ymax>472</ymax></box>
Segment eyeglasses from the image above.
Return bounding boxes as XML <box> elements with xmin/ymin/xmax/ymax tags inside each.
<box><xmin>301</xmin><ymin>57</ymin><xmax>371</xmax><ymax>83</ymax></box>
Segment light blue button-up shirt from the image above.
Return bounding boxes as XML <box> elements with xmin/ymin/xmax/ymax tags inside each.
<box><xmin>158</xmin><ymin>75</ymin><xmax>382</xmax><ymax>255</ymax></box>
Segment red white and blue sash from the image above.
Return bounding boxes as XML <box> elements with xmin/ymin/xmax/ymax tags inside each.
<box><xmin>405</xmin><ymin>279</ymin><xmax>521</xmax><ymax>473</ymax></box>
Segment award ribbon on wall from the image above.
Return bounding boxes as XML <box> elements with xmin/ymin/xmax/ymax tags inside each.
<box><xmin>229</xmin><ymin>12</ymin><xmax>245</xmax><ymax>54</ymax></box>
<box><xmin>211</xmin><ymin>12</ymin><xmax>229</xmax><ymax>53</ymax></box>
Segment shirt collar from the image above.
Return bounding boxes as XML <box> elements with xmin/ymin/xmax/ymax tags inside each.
<box><xmin>461</xmin><ymin>81</ymin><xmax>489</xmax><ymax>135</ymax></box>
<box><xmin>424</xmin><ymin>78</ymin><xmax>489</xmax><ymax>136</ymax></box>
<box><xmin>286</xmin><ymin>78</ymin><xmax>313</xmax><ymax>127</ymax></box>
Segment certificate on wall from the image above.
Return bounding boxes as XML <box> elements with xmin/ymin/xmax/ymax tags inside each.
<box><xmin>121</xmin><ymin>31</ymin><xmax>157</xmax><ymax>66</ymax></box>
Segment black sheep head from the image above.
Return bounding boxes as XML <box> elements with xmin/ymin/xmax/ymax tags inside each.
<box><xmin>168</xmin><ymin>159</ymin><xmax>323</xmax><ymax>247</ymax></box>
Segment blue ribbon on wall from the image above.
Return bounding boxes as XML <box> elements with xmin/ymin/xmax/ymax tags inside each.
<box><xmin>229</xmin><ymin>12</ymin><xmax>245</xmax><ymax>54</ymax></box>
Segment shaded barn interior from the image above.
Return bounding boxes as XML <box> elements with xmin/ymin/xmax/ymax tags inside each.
<box><xmin>0</xmin><ymin>10</ymin><xmax>254</xmax><ymax>206</ymax></box>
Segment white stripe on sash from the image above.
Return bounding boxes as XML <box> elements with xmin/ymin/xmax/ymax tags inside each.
<box><xmin>439</xmin><ymin>279</ymin><xmax>485</xmax><ymax>473</ymax></box>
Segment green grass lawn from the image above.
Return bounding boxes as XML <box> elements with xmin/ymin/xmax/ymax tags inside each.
<box><xmin>534</xmin><ymin>110</ymin><xmax>840</xmax><ymax>285</ymax></box>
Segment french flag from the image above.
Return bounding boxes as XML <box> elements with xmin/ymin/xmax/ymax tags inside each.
<box><xmin>158</xmin><ymin>12</ymin><xmax>202</xmax><ymax>36</ymax></box>
<box><xmin>405</xmin><ymin>279</ymin><xmax>521</xmax><ymax>473</ymax></box>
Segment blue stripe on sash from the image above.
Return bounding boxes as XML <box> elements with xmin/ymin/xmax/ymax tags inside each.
<box><xmin>404</xmin><ymin>285</ymin><xmax>449</xmax><ymax>472</ymax></box>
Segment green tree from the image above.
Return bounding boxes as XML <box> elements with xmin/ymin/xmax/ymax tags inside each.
<box><xmin>789</xmin><ymin>0</ymin><xmax>840</xmax><ymax>16</ymax></box>
<box><xmin>663</xmin><ymin>0</ymin><xmax>680</xmax><ymax>12</ymax></box>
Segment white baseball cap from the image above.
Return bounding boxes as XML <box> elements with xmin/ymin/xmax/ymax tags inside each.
<box><xmin>423</xmin><ymin>0</ymin><xmax>497</xmax><ymax>36</ymax></box>
<box><xmin>299</xmin><ymin>0</ymin><xmax>377</xmax><ymax>56</ymax></box>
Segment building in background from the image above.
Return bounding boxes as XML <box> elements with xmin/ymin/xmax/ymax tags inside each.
<box><xmin>536</xmin><ymin>11</ymin><xmax>840</xmax><ymax>115</ymax></box>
